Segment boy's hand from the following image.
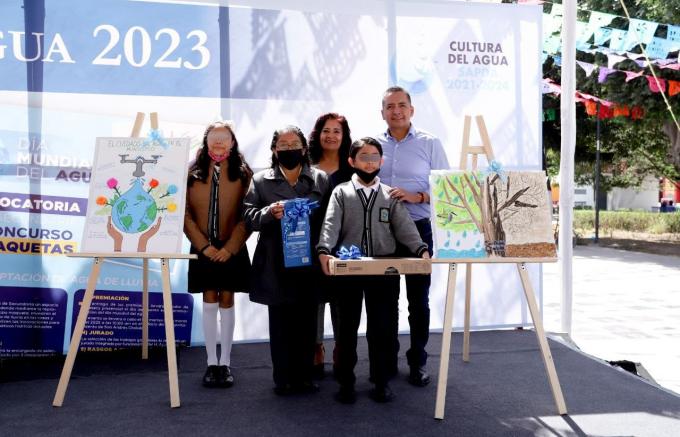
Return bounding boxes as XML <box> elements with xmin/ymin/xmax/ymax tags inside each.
<box><xmin>421</xmin><ymin>251</ymin><xmax>430</xmax><ymax>259</ymax></box>
<box><xmin>319</xmin><ymin>253</ymin><xmax>334</xmax><ymax>276</ymax></box>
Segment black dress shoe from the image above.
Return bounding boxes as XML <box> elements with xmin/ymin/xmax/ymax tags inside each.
<box><xmin>368</xmin><ymin>384</ymin><xmax>394</xmax><ymax>403</ymax></box>
<box><xmin>408</xmin><ymin>366</ymin><xmax>431</xmax><ymax>387</ymax></box>
<box><xmin>202</xmin><ymin>365</ymin><xmax>220</xmax><ymax>388</ymax></box>
<box><xmin>218</xmin><ymin>365</ymin><xmax>234</xmax><ymax>388</ymax></box>
<box><xmin>295</xmin><ymin>380</ymin><xmax>320</xmax><ymax>394</ymax></box>
<box><xmin>334</xmin><ymin>385</ymin><xmax>356</xmax><ymax>404</ymax></box>
<box><xmin>274</xmin><ymin>383</ymin><xmax>294</xmax><ymax>396</ymax></box>
<box><xmin>312</xmin><ymin>363</ymin><xmax>325</xmax><ymax>380</ymax></box>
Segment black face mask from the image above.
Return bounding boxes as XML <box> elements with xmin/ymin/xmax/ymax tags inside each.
<box><xmin>354</xmin><ymin>168</ymin><xmax>380</xmax><ymax>184</ymax></box>
<box><xmin>277</xmin><ymin>149</ymin><xmax>304</xmax><ymax>170</ymax></box>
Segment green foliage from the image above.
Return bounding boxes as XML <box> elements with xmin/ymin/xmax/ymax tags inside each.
<box><xmin>573</xmin><ymin>209</ymin><xmax>680</xmax><ymax>233</ymax></box>
<box><xmin>542</xmin><ymin>0</ymin><xmax>680</xmax><ymax>186</ymax></box>
<box><xmin>432</xmin><ymin>173</ymin><xmax>482</xmax><ymax>232</ymax></box>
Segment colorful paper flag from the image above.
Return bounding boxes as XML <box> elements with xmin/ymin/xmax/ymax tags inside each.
<box><xmin>598</xmin><ymin>67</ymin><xmax>615</xmax><ymax>83</ymax></box>
<box><xmin>613</xmin><ymin>105</ymin><xmax>630</xmax><ymax>117</ymax></box>
<box><xmin>609</xmin><ymin>29</ymin><xmax>627</xmax><ymax>51</ymax></box>
<box><xmin>646</xmin><ymin>37</ymin><xmax>673</xmax><ymax>60</ymax></box>
<box><xmin>624</xmin><ymin>70</ymin><xmax>644</xmax><ymax>82</ymax></box>
<box><xmin>544</xmin><ymin>35</ymin><xmax>561</xmax><ymax>55</ymax></box>
<box><xmin>593</xmin><ymin>27</ymin><xmax>613</xmax><ymax>46</ymax></box>
<box><xmin>669</xmin><ymin>80</ymin><xmax>680</xmax><ymax>97</ymax></box>
<box><xmin>543</xmin><ymin>13</ymin><xmax>562</xmax><ymax>38</ymax></box>
<box><xmin>598</xmin><ymin>104</ymin><xmax>614</xmax><ymax>119</ymax></box>
<box><xmin>667</xmin><ymin>25</ymin><xmax>680</xmax><ymax>45</ymax></box>
<box><xmin>585</xmin><ymin>100</ymin><xmax>598</xmax><ymax>115</ymax></box>
<box><xmin>631</xmin><ymin>106</ymin><xmax>644</xmax><ymax>119</ymax></box>
<box><xmin>577</xmin><ymin>61</ymin><xmax>597</xmax><ymax>77</ymax></box>
<box><xmin>646</xmin><ymin>76</ymin><xmax>667</xmax><ymax>93</ymax></box>
<box><xmin>624</xmin><ymin>19</ymin><xmax>658</xmax><ymax>50</ymax></box>
<box><xmin>588</xmin><ymin>12</ymin><xmax>616</xmax><ymax>32</ymax></box>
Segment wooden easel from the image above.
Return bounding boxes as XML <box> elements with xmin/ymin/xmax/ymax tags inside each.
<box><xmin>432</xmin><ymin>115</ymin><xmax>567</xmax><ymax>419</ymax></box>
<box><xmin>52</xmin><ymin>113</ymin><xmax>196</xmax><ymax>409</ymax></box>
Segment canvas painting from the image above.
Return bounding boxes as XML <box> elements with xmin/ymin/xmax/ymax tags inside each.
<box><xmin>430</xmin><ymin>170</ymin><xmax>556</xmax><ymax>259</ymax></box>
<box><xmin>81</xmin><ymin>136</ymin><xmax>190</xmax><ymax>254</ymax></box>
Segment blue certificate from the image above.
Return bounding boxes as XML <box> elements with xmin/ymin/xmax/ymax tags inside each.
<box><xmin>280</xmin><ymin>198</ymin><xmax>318</xmax><ymax>268</ymax></box>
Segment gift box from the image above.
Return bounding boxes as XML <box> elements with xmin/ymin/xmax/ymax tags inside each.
<box><xmin>281</xmin><ymin>198</ymin><xmax>318</xmax><ymax>268</ymax></box>
<box><xmin>328</xmin><ymin>257</ymin><xmax>431</xmax><ymax>276</ymax></box>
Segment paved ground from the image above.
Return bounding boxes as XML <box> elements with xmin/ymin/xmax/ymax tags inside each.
<box><xmin>542</xmin><ymin>245</ymin><xmax>680</xmax><ymax>395</ymax></box>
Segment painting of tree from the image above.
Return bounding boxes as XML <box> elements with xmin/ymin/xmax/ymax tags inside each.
<box><xmin>483</xmin><ymin>172</ymin><xmax>556</xmax><ymax>257</ymax></box>
<box><xmin>431</xmin><ymin>170</ymin><xmax>556</xmax><ymax>258</ymax></box>
<box><xmin>431</xmin><ymin>171</ymin><xmax>486</xmax><ymax>258</ymax></box>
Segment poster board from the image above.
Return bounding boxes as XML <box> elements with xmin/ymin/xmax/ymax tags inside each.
<box><xmin>81</xmin><ymin>137</ymin><xmax>190</xmax><ymax>254</ymax></box>
<box><xmin>430</xmin><ymin>170</ymin><xmax>556</xmax><ymax>259</ymax></box>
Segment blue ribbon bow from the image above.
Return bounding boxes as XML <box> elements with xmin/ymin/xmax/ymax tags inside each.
<box><xmin>143</xmin><ymin>129</ymin><xmax>170</xmax><ymax>149</ymax></box>
<box><xmin>282</xmin><ymin>198</ymin><xmax>319</xmax><ymax>243</ymax></box>
<box><xmin>336</xmin><ymin>245</ymin><xmax>363</xmax><ymax>260</ymax></box>
<box><xmin>485</xmin><ymin>160</ymin><xmax>507</xmax><ymax>183</ymax></box>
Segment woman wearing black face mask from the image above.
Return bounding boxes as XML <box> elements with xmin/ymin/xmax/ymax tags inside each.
<box><xmin>243</xmin><ymin>125</ymin><xmax>331</xmax><ymax>396</ymax></box>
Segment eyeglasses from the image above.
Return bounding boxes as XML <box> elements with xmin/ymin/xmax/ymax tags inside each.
<box><xmin>275</xmin><ymin>142</ymin><xmax>303</xmax><ymax>151</ymax></box>
<box><xmin>355</xmin><ymin>154</ymin><xmax>381</xmax><ymax>163</ymax></box>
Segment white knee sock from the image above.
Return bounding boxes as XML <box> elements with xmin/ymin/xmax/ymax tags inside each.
<box><xmin>202</xmin><ymin>302</ymin><xmax>219</xmax><ymax>366</ymax></box>
<box><xmin>219</xmin><ymin>306</ymin><xmax>235</xmax><ymax>366</ymax></box>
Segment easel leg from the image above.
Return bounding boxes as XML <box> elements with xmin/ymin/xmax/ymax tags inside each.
<box><xmin>53</xmin><ymin>258</ymin><xmax>102</xmax><ymax>407</ymax></box>
<box><xmin>516</xmin><ymin>263</ymin><xmax>567</xmax><ymax>415</ymax></box>
<box><xmin>161</xmin><ymin>258</ymin><xmax>180</xmax><ymax>408</ymax></box>
<box><xmin>434</xmin><ymin>263</ymin><xmax>458</xmax><ymax>420</ymax></box>
<box><xmin>142</xmin><ymin>259</ymin><xmax>149</xmax><ymax>360</ymax></box>
<box><xmin>463</xmin><ymin>264</ymin><xmax>472</xmax><ymax>362</ymax></box>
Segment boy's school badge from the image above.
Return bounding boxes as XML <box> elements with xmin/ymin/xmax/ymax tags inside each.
<box><xmin>379</xmin><ymin>208</ymin><xmax>390</xmax><ymax>223</ymax></box>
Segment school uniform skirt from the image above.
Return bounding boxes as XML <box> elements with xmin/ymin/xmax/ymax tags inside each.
<box><xmin>188</xmin><ymin>242</ymin><xmax>251</xmax><ymax>293</ymax></box>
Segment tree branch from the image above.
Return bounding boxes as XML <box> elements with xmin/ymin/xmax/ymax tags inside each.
<box><xmin>445</xmin><ymin>177</ymin><xmax>483</xmax><ymax>232</ymax></box>
<box><xmin>498</xmin><ymin>186</ymin><xmax>531</xmax><ymax>213</ymax></box>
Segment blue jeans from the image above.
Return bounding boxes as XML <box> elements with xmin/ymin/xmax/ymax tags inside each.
<box><xmin>399</xmin><ymin>218</ymin><xmax>433</xmax><ymax>368</ymax></box>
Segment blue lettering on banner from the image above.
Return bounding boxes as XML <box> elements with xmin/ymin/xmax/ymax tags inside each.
<box><xmin>71</xmin><ymin>289</ymin><xmax>193</xmax><ymax>351</ymax></box>
<box><xmin>0</xmin><ymin>0</ymin><xmax>226</xmax><ymax>98</ymax></box>
<box><xmin>0</xmin><ymin>191</ymin><xmax>87</xmax><ymax>216</ymax></box>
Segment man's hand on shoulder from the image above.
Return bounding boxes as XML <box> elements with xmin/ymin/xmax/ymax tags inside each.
<box><xmin>388</xmin><ymin>187</ymin><xmax>420</xmax><ymax>203</ymax></box>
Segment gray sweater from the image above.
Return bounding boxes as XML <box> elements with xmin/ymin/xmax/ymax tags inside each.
<box><xmin>317</xmin><ymin>180</ymin><xmax>428</xmax><ymax>257</ymax></box>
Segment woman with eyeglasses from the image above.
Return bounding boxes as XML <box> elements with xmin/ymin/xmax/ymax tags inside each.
<box><xmin>307</xmin><ymin>113</ymin><xmax>353</xmax><ymax>378</ymax></box>
<box><xmin>243</xmin><ymin>125</ymin><xmax>330</xmax><ymax>396</ymax></box>
<box><xmin>184</xmin><ymin>121</ymin><xmax>252</xmax><ymax>388</ymax></box>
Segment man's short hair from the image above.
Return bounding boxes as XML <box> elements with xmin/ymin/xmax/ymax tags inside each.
<box><xmin>382</xmin><ymin>86</ymin><xmax>412</xmax><ymax>107</ymax></box>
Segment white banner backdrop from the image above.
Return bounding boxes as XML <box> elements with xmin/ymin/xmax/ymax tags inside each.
<box><xmin>0</xmin><ymin>0</ymin><xmax>542</xmax><ymax>351</ymax></box>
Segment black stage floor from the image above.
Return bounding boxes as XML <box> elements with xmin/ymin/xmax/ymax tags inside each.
<box><xmin>2</xmin><ymin>330</ymin><xmax>679</xmax><ymax>436</ymax></box>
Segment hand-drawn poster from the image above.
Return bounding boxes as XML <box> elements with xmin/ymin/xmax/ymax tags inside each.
<box><xmin>431</xmin><ymin>170</ymin><xmax>556</xmax><ymax>259</ymax></box>
<box><xmin>81</xmin><ymin>137</ymin><xmax>190</xmax><ymax>253</ymax></box>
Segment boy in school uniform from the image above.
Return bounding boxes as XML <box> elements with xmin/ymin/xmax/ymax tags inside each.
<box><xmin>317</xmin><ymin>137</ymin><xmax>430</xmax><ymax>404</ymax></box>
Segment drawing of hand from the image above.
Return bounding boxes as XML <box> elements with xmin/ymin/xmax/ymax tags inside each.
<box><xmin>138</xmin><ymin>216</ymin><xmax>163</xmax><ymax>252</ymax></box>
<box><xmin>107</xmin><ymin>216</ymin><xmax>123</xmax><ymax>252</ymax></box>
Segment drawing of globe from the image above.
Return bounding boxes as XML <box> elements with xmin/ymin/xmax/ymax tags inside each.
<box><xmin>111</xmin><ymin>179</ymin><xmax>158</xmax><ymax>233</ymax></box>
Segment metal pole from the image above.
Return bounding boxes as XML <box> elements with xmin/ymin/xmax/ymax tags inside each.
<box><xmin>559</xmin><ymin>0</ymin><xmax>577</xmax><ymax>336</ymax></box>
<box><xmin>594</xmin><ymin>103</ymin><xmax>601</xmax><ymax>243</ymax></box>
